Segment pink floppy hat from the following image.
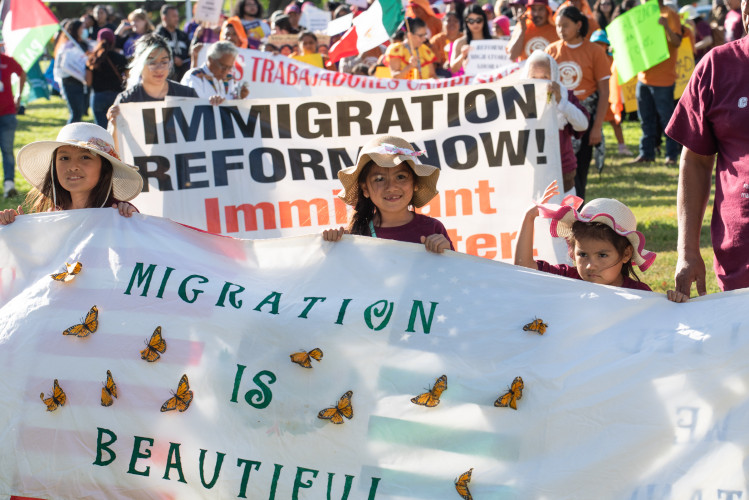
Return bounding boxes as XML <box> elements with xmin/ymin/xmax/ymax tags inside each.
<box><xmin>537</xmin><ymin>197</ymin><xmax>656</xmax><ymax>271</ymax></box>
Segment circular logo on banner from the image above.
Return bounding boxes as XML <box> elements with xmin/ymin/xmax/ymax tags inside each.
<box><xmin>525</xmin><ymin>37</ymin><xmax>550</xmax><ymax>57</ymax></box>
<box><xmin>739</xmin><ymin>97</ymin><xmax>748</xmax><ymax>108</ymax></box>
<box><xmin>558</xmin><ymin>61</ymin><xmax>583</xmax><ymax>90</ymax></box>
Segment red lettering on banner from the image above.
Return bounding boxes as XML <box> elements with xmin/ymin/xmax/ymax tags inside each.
<box><xmin>261</xmin><ymin>59</ymin><xmax>274</xmax><ymax>83</ymax></box>
<box><xmin>250</xmin><ymin>57</ymin><xmax>261</xmax><ymax>81</ymax></box>
<box><xmin>287</xmin><ymin>64</ymin><xmax>299</xmax><ymax>85</ymax></box>
<box><xmin>466</xmin><ymin>233</ymin><xmax>497</xmax><ymax>259</ymax></box>
<box><xmin>319</xmin><ymin>72</ymin><xmax>332</xmax><ymax>86</ymax></box>
<box><xmin>445</xmin><ymin>188</ymin><xmax>473</xmax><ymax>216</ymax></box>
<box><xmin>279</xmin><ymin>199</ymin><xmax>329</xmax><ymax>228</ymax></box>
<box><xmin>417</xmin><ymin>179</ymin><xmax>497</xmax><ymax>217</ymax></box>
<box><xmin>332</xmin><ymin>72</ymin><xmax>347</xmax><ymax>87</ymax></box>
<box><xmin>205</xmin><ymin>198</ymin><xmax>221</xmax><ymax>233</ymax></box>
<box><xmin>299</xmin><ymin>68</ymin><xmax>310</xmax><ymax>86</ymax></box>
<box><xmin>227</xmin><ymin>202</ymin><xmax>277</xmax><ymax>231</ymax></box>
<box><xmin>388</xmin><ymin>80</ymin><xmax>399</xmax><ymax>90</ymax></box>
<box><xmin>500</xmin><ymin>231</ymin><xmax>517</xmax><ymax>259</ymax></box>
<box><xmin>474</xmin><ymin>180</ymin><xmax>496</xmax><ymax>214</ymax></box>
<box><xmin>273</xmin><ymin>62</ymin><xmax>287</xmax><ymax>84</ymax></box>
<box><xmin>376</xmin><ymin>79</ymin><xmax>387</xmax><ymax>89</ymax></box>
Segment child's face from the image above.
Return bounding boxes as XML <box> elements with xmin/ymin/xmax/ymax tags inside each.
<box><xmin>572</xmin><ymin>236</ymin><xmax>633</xmax><ymax>287</ymax></box>
<box><xmin>300</xmin><ymin>36</ymin><xmax>317</xmax><ymax>54</ymax></box>
<box><xmin>361</xmin><ymin>164</ymin><xmax>416</xmax><ymax>218</ymax></box>
<box><xmin>55</xmin><ymin>146</ymin><xmax>103</xmax><ymax>197</ymax></box>
<box><xmin>528</xmin><ymin>61</ymin><xmax>551</xmax><ymax>80</ymax></box>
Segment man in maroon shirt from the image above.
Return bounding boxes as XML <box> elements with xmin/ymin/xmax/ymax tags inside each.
<box><xmin>666</xmin><ymin>0</ymin><xmax>749</xmax><ymax>294</ymax></box>
<box><xmin>0</xmin><ymin>48</ymin><xmax>26</xmax><ymax>198</ymax></box>
<box><xmin>725</xmin><ymin>0</ymin><xmax>746</xmax><ymax>42</ymax></box>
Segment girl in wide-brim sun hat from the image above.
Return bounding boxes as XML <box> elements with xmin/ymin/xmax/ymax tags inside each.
<box><xmin>0</xmin><ymin>122</ymin><xmax>143</xmax><ymax>225</ymax></box>
<box><xmin>323</xmin><ymin>135</ymin><xmax>454</xmax><ymax>253</ymax></box>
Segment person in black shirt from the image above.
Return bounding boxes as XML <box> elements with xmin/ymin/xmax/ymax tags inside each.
<box><xmin>155</xmin><ymin>5</ymin><xmax>190</xmax><ymax>82</ymax></box>
<box><xmin>86</xmin><ymin>29</ymin><xmax>127</xmax><ymax>128</ymax></box>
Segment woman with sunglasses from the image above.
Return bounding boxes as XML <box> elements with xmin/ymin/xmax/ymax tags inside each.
<box><xmin>450</xmin><ymin>4</ymin><xmax>493</xmax><ymax>75</ymax></box>
<box><xmin>107</xmin><ymin>34</ymin><xmax>198</xmax><ymax>124</ymax></box>
<box><xmin>592</xmin><ymin>0</ymin><xmax>615</xmax><ymax>30</ymax></box>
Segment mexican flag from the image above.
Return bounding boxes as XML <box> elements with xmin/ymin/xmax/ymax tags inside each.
<box><xmin>328</xmin><ymin>0</ymin><xmax>403</xmax><ymax>63</ymax></box>
<box><xmin>0</xmin><ymin>0</ymin><xmax>59</xmax><ymax>71</ymax></box>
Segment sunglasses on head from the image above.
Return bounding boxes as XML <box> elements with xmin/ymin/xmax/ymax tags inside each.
<box><xmin>466</xmin><ymin>17</ymin><xmax>484</xmax><ymax>24</ymax></box>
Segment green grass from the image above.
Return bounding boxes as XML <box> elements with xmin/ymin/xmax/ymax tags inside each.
<box><xmin>1</xmin><ymin>98</ymin><xmax>720</xmax><ymax>295</ymax></box>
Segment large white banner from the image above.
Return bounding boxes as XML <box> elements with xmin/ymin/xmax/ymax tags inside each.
<box><xmin>115</xmin><ymin>77</ymin><xmax>564</xmax><ymax>263</ymax></box>
<box><xmin>0</xmin><ymin>210</ymin><xmax>747</xmax><ymax>499</ymax></box>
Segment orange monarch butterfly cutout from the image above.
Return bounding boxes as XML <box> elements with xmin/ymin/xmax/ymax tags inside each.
<box><xmin>454</xmin><ymin>468</ymin><xmax>473</xmax><ymax>500</ymax></box>
<box><xmin>411</xmin><ymin>374</ymin><xmax>447</xmax><ymax>407</ymax></box>
<box><xmin>40</xmin><ymin>379</ymin><xmax>67</xmax><ymax>412</ymax></box>
<box><xmin>318</xmin><ymin>390</ymin><xmax>353</xmax><ymax>424</ymax></box>
<box><xmin>141</xmin><ymin>326</ymin><xmax>167</xmax><ymax>362</ymax></box>
<box><xmin>62</xmin><ymin>305</ymin><xmax>98</xmax><ymax>337</ymax></box>
<box><xmin>523</xmin><ymin>318</ymin><xmax>548</xmax><ymax>335</ymax></box>
<box><xmin>101</xmin><ymin>370</ymin><xmax>118</xmax><ymax>407</ymax></box>
<box><xmin>495</xmin><ymin>376</ymin><xmax>524</xmax><ymax>410</ymax></box>
<box><xmin>290</xmin><ymin>347</ymin><xmax>323</xmax><ymax>368</ymax></box>
<box><xmin>161</xmin><ymin>374</ymin><xmax>193</xmax><ymax>412</ymax></box>
<box><xmin>50</xmin><ymin>261</ymin><xmax>83</xmax><ymax>282</ymax></box>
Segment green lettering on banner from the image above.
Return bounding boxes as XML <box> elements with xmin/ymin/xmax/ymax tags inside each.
<box><xmin>93</xmin><ymin>427</ymin><xmax>117</xmax><ymax>466</ymax></box>
<box><xmin>198</xmin><ymin>449</ymin><xmax>226</xmax><ymax>489</ymax></box>
<box><xmin>335</xmin><ymin>298</ymin><xmax>353</xmax><ymax>325</ymax></box>
<box><xmin>607</xmin><ymin>0</ymin><xmax>670</xmax><ymax>83</ymax></box>
<box><xmin>163</xmin><ymin>442</ymin><xmax>187</xmax><ymax>483</ymax></box>
<box><xmin>236</xmin><ymin>458</ymin><xmax>262</xmax><ymax>498</ymax></box>
<box><xmin>364</xmin><ymin>300</ymin><xmax>394</xmax><ymax>331</ymax></box>
<box><xmin>127</xmin><ymin>436</ymin><xmax>154</xmax><ymax>476</ymax></box>
<box><xmin>269</xmin><ymin>463</ymin><xmax>284</xmax><ymax>499</ymax></box>
<box><xmin>292</xmin><ymin>467</ymin><xmax>319</xmax><ymax>499</ymax></box>
<box><xmin>216</xmin><ymin>281</ymin><xmax>246</xmax><ymax>308</ymax></box>
<box><xmin>368</xmin><ymin>477</ymin><xmax>381</xmax><ymax>499</ymax></box>
<box><xmin>124</xmin><ymin>263</ymin><xmax>157</xmax><ymax>296</ymax></box>
<box><xmin>406</xmin><ymin>300</ymin><xmax>439</xmax><ymax>334</ymax></box>
<box><xmin>299</xmin><ymin>296</ymin><xmax>326</xmax><ymax>318</ymax></box>
<box><xmin>231</xmin><ymin>364</ymin><xmax>248</xmax><ymax>403</ymax></box>
<box><xmin>326</xmin><ymin>472</ymin><xmax>354</xmax><ymax>500</ymax></box>
<box><xmin>178</xmin><ymin>274</ymin><xmax>209</xmax><ymax>303</ymax></box>
<box><xmin>157</xmin><ymin>267</ymin><xmax>175</xmax><ymax>298</ymax></box>
<box><xmin>254</xmin><ymin>291</ymin><xmax>282</xmax><ymax>314</ymax></box>
<box><xmin>245</xmin><ymin>370</ymin><xmax>277</xmax><ymax>409</ymax></box>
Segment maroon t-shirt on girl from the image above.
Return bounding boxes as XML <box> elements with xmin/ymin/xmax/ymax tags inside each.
<box><xmin>372</xmin><ymin>213</ymin><xmax>454</xmax><ymax>250</ymax></box>
<box><xmin>536</xmin><ymin>260</ymin><xmax>653</xmax><ymax>291</ymax></box>
<box><xmin>665</xmin><ymin>36</ymin><xmax>749</xmax><ymax>291</ymax></box>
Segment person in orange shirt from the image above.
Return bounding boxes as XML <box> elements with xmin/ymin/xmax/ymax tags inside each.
<box><xmin>546</xmin><ymin>5</ymin><xmax>610</xmax><ymax>200</ymax></box>
<box><xmin>386</xmin><ymin>17</ymin><xmax>438</xmax><ymax>79</ymax></box>
<box><xmin>430</xmin><ymin>11</ymin><xmax>463</xmax><ymax>74</ymax></box>
<box><xmin>634</xmin><ymin>0</ymin><xmax>682</xmax><ymax>164</ymax></box>
<box><xmin>507</xmin><ymin>0</ymin><xmax>559</xmax><ymax>61</ymax></box>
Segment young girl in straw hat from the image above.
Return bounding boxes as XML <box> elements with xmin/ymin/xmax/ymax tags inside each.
<box><xmin>515</xmin><ymin>181</ymin><xmax>688</xmax><ymax>301</ymax></box>
<box><xmin>0</xmin><ymin>122</ymin><xmax>143</xmax><ymax>225</ymax></box>
<box><xmin>323</xmin><ymin>135</ymin><xmax>453</xmax><ymax>253</ymax></box>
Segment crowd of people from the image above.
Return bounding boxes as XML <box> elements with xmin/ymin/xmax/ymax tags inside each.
<box><xmin>0</xmin><ymin>0</ymin><xmax>747</xmax><ymax>300</ymax></box>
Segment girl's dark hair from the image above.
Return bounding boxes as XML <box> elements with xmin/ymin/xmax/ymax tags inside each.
<box><xmin>347</xmin><ymin>160</ymin><xmax>420</xmax><ymax>236</ymax></box>
<box><xmin>612</xmin><ymin>0</ymin><xmax>637</xmax><ymax>20</ymax></box>
<box><xmin>274</xmin><ymin>15</ymin><xmax>298</xmax><ymax>34</ymax></box>
<box><xmin>405</xmin><ymin>16</ymin><xmax>427</xmax><ymax>32</ymax></box>
<box><xmin>592</xmin><ymin>0</ymin><xmax>611</xmax><ymax>30</ymax></box>
<box><xmin>87</xmin><ymin>37</ymin><xmax>115</xmax><ymax>72</ymax></box>
<box><xmin>464</xmin><ymin>4</ymin><xmax>492</xmax><ymax>42</ymax></box>
<box><xmin>232</xmin><ymin>0</ymin><xmax>264</xmax><ymax>20</ymax></box>
<box><xmin>569</xmin><ymin>221</ymin><xmax>641</xmax><ymax>282</ymax></box>
<box><xmin>66</xmin><ymin>19</ymin><xmax>89</xmax><ymax>51</ymax></box>
<box><xmin>298</xmin><ymin>30</ymin><xmax>317</xmax><ymax>43</ymax></box>
<box><xmin>27</xmin><ymin>149</ymin><xmax>114</xmax><ymax>213</ymax></box>
<box><xmin>557</xmin><ymin>6</ymin><xmax>589</xmax><ymax>38</ymax></box>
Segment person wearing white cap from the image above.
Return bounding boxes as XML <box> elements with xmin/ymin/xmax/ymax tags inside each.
<box><xmin>0</xmin><ymin>122</ymin><xmax>143</xmax><ymax>225</ymax></box>
<box><xmin>514</xmin><ymin>181</ymin><xmax>688</xmax><ymax>300</ymax></box>
<box><xmin>322</xmin><ymin>135</ymin><xmax>453</xmax><ymax>253</ymax></box>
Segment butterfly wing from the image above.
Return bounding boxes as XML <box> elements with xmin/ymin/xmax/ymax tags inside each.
<box><xmin>101</xmin><ymin>386</ymin><xmax>114</xmax><ymax>407</ymax></box>
<box><xmin>53</xmin><ymin>379</ymin><xmax>66</xmax><ymax>407</ymax></box>
<box><xmin>81</xmin><ymin>306</ymin><xmax>98</xmax><ymax>336</ymax></box>
<box><xmin>337</xmin><ymin>391</ymin><xmax>353</xmax><ymax>420</ymax></box>
<box><xmin>67</xmin><ymin>262</ymin><xmax>82</xmax><ymax>275</ymax></box>
<box><xmin>174</xmin><ymin>374</ymin><xmax>193</xmax><ymax>412</ymax></box>
<box><xmin>50</xmin><ymin>271</ymin><xmax>70</xmax><ymax>282</ymax></box>
<box><xmin>141</xmin><ymin>327</ymin><xmax>166</xmax><ymax>362</ymax></box>
<box><xmin>522</xmin><ymin>321</ymin><xmax>532</xmax><ymax>331</ymax></box>
<box><xmin>454</xmin><ymin>469</ymin><xmax>473</xmax><ymax>500</ymax></box>
<box><xmin>161</xmin><ymin>396</ymin><xmax>178</xmax><ymax>412</ymax></box>
<box><xmin>308</xmin><ymin>348</ymin><xmax>323</xmax><ymax>362</ymax></box>
<box><xmin>318</xmin><ymin>407</ymin><xmax>344</xmax><ymax>424</ymax></box>
<box><xmin>432</xmin><ymin>375</ymin><xmax>448</xmax><ymax>399</ymax></box>
<box><xmin>62</xmin><ymin>323</ymin><xmax>86</xmax><ymax>336</ymax></box>
<box><xmin>41</xmin><ymin>392</ymin><xmax>58</xmax><ymax>411</ymax></box>
<box><xmin>290</xmin><ymin>351</ymin><xmax>312</xmax><ymax>368</ymax></box>
<box><xmin>106</xmin><ymin>370</ymin><xmax>117</xmax><ymax>399</ymax></box>
<box><xmin>411</xmin><ymin>391</ymin><xmax>438</xmax><ymax>407</ymax></box>
<box><xmin>511</xmin><ymin>376</ymin><xmax>524</xmax><ymax>401</ymax></box>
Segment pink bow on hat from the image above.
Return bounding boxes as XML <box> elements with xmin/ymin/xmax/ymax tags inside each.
<box><xmin>375</xmin><ymin>143</ymin><xmax>426</xmax><ymax>158</ymax></box>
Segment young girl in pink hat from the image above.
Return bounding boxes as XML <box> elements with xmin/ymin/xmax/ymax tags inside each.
<box><xmin>514</xmin><ymin>181</ymin><xmax>688</xmax><ymax>301</ymax></box>
<box><xmin>323</xmin><ymin>135</ymin><xmax>453</xmax><ymax>253</ymax></box>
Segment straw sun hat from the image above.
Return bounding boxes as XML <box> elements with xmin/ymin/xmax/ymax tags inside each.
<box><xmin>17</xmin><ymin>123</ymin><xmax>143</xmax><ymax>203</ymax></box>
<box><xmin>337</xmin><ymin>136</ymin><xmax>440</xmax><ymax>209</ymax></box>
<box><xmin>537</xmin><ymin>197</ymin><xmax>657</xmax><ymax>271</ymax></box>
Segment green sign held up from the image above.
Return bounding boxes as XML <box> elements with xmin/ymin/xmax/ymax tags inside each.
<box><xmin>607</xmin><ymin>0</ymin><xmax>669</xmax><ymax>84</ymax></box>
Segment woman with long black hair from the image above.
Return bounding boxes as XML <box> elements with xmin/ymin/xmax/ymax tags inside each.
<box><xmin>450</xmin><ymin>4</ymin><xmax>493</xmax><ymax>75</ymax></box>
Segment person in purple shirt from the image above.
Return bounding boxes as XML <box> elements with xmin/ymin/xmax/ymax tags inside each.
<box><xmin>323</xmin><ymin>135</ymin><xmax>454</xmax><ymax>253</ymax></box>
<box><xmin>724</xmin><ymin>0</ymin><xmax>745</xmax><ymax>42</ymax></box>
<box><xmin>515</xmin><ymin>181</ymin><xmax>690</xmax><ymax>300</ymax></box>
<box><xmin>666</xmin><ymin>3</ymin><xmax>749</xmax><ymax>295</ymax></box>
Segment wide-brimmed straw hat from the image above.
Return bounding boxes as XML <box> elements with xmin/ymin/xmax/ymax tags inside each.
<box><xmin>537</xmin><ymin>197</ymin><xmax>656</xmax><ymax>270</ymax></box>
<box><xmin>337</xmin><ymin>135</ymin><xmax>440</xmax><ymax>208</ymax></box>
<box><xmin>17</xmin><ymin>122</ymin><xmax>143</xmax><ymax>202</ymax></box>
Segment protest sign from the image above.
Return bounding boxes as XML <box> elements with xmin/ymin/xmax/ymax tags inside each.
<box><xmin>674</xmin><ymin>36</ymin><xmax>694</xmax><ymax>99</ymax></box>
<box><xmin>113</xmin><ymin>77</ymin><xmax>564</xmax><ymax>263</ymax></box>
<box><xmin>608</xmin><ymin>0</ymin><xmax>669</xmax><ymax>84</ymax></box>
<box><xmin>463</xmin><ymin>39</ymin><xmax>512</xmax><ymax>76</ymax></box>
<box><xmin>193</xmin><ymin>0</ymin><xmax>223</xmax><ymax>25</ymax></box>
<box><xmin>300</xmin><ymin>4</ymin><xmax>332</xmax><ymax>34</ymax></box>
<box><xmin>290</xmin><ymin>53</ymin><xmax>325</xmax><ymax>68</ymax></box>
<box><xmin>1</xmin><ymin>210</ymin><xmax>748</xmax><ymax>499</ymax></box>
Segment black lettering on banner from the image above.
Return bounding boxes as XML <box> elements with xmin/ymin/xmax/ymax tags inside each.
<box><xmin>176</xmin><ymin>152</ymin><xmax>209</xmax><ymax>189</ymax></box>
<box><xmin>162</xmin><ymin>105</ymin><xmax>216</xmax><ymax>143</ymax></box>
<box><xmin>249</xmin><ymin>148</ymin><xmax>286</xmax><ymax>183</ymax></box>
<box><xmin>213</xmin><ymin>149</ymin><xmax>245</xmax><ymax>187</ymax></box>
<box><xmin>443</xmin><ymin>135</ymin><xmax>479</xmax><ymax>170</ymax></box>
<box><xmin>289</xmin><ymin>149</ymin><xmax>327</xmax><ymax>180</ymax></box>
<box><xmin>376</xmin><ymin>98</ymin><xmax>414</xmax><ymax>134</ymax></box>
<box><xmin>336</xmin><ymin>101</ymin><xmax>374</xmax><ymax>137</ymax></box>
<box><xmin>464</xmin><ymin>89</ymin><xmax>500</xmax><ymax>124</ymax></box>
<box><xmin>134</xmin><ymin>156</ymin><xmax>173</xmax><ymax>192</ymax></box>
<box><xmin>142</xmin><ymin>108</ymin><xmax>158</xmax><ymax>145</ymax></box>
<box><xmin>411</xmin><ymin>94</ymin><xmax>443</xmax><ymax>130</ymax></box>
<box><xmin>277</xmin><ymin>104</ymin><xmax>292</xmax><ymax>139</ymax></box>
<box><xmin>296</xmin><ymin>102</ymin><xmax>333</xmax><ymax>139</ymax></box>
<box><xmin>327</xmin><ymin>148</ymin><xmax>355</xmax><ymax>178</ymax></box>
<box><xmin>412</xmin><ymin>140</ymin><xmax>441</xmax><ymax>169</ymax></box>
<box><xmin>480</xmin><ymin>130</ymin><xmax>530</xmax><ymax>166</ymax></box>
<box><xmin>447</xmin><ymin>92</ymin><xmax>461</xmax><ymax>127</ymax></box>
<box><xmin>501</xmin><ymin>83</ymin><xmax>537</xmax><ymax>120</ymax></box>
<box><xmin>219</xmin><ymin>106</ymin><xmax>273</xmax><ymax>139</ymax></box>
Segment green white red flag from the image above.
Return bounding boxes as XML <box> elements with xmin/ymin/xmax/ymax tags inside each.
<box><xmin>0</xmin><ymin>0</ymin><xmax>59</xmax><ymax>71</ymax></box>
<box><xmin>328</xmin><ymin>0</ymin><xmax>403</xmax><ymax>63</ymax></box>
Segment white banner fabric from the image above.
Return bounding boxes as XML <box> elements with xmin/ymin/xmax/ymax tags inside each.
<box><xmin>114</xmin><ymin>78</ymin><xmax>565</xmax><ymax>264</ymax></box>
<box><xmin>0</xmin><ymin>210</ymin><xmax>747</xmax><ymax>499</ymax></box>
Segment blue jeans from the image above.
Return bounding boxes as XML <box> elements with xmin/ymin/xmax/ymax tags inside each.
<box><xmin>0</xmin><ymin>113</ymin><xmax>17</xmax><ymax>182</ymax></box>
<box><xmin>636</xmin><ymin>81</ymin><xmax>679</xmax><ymax>160</ymax></box>
<box><xmin>61</xmin><ymin>78</ymin><xmax>88</xmax><ymax>124</ymax></box>
<box><xmin>91</xmin><ymin>90</ymin><xmax>118</xmax><ymax>128</ymax></box>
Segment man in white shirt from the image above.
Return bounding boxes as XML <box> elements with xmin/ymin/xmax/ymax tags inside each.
<box><xmin>181</xmin><ymin>42</ymin><xmax>249</xmax><ymax>104</ymax></box>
